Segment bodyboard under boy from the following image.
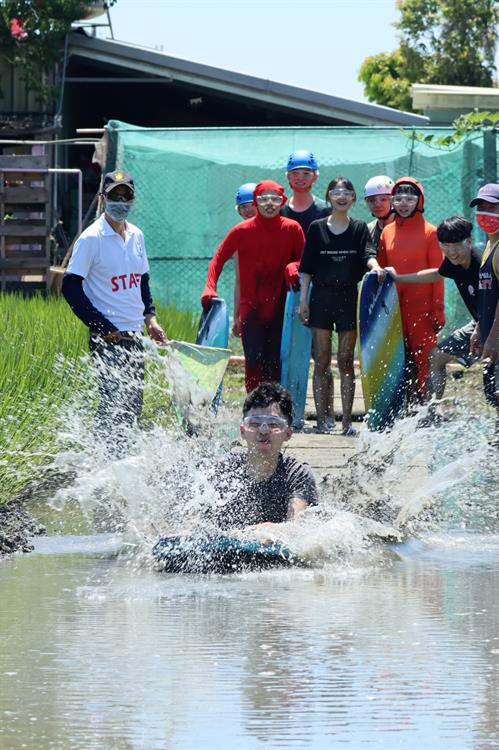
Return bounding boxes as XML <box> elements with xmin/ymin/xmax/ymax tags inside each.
<box><xmin>152</xmin><ymin>534</ymin><xmax>299</xmax><ymax>574</ymax></box>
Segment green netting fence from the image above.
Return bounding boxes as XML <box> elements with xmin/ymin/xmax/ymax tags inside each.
<box><xmin>106</xmin><ymin>120</ymin><xmax>493</xmax><ymax>335</ymax></box>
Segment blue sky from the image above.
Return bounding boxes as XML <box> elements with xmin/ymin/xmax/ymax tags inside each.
<box><xmin>99</xmin><ymin>0</ymin><xmax>403</xmax><ymax>105</ymax></box>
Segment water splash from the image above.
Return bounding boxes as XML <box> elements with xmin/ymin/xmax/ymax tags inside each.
<box><xmin>11</xmin><ymin>347</ymin><xmax>496</xmax><ymax>570</ymax></box>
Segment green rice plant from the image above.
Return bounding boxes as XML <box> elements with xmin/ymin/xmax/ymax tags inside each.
<box><xmin>155</xmin><ymin>301</ymin><xmax>199</xmax><ymax>343</ymax></box>
<box><xmin>0</xmin><ymin>293</ymin><xmax>199</xmax><ymax>506</ymax></box>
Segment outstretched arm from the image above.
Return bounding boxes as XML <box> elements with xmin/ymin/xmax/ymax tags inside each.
<box><xmin>242</xmin><ymin>497</ymin><xmax>309</xmax><ymax>539</ymax></box>
<box><xmin>385</xmin><ymin>267</ymin><xmax>441</xmax><ymax>283</ymax></box>
<box><xmin>201</xmin><ymin>229</ymin><xmax>238</xmax><ymax>309</ymax></box>
<box><xmin>287</xmin><ymin>497</ymin><xmax>309</xmax><ymax>520</ymax></box>
<box><xmin>428</xmin><ymin>232</ymin><xmax>445</xmax><ymax>330</ymax></box>
<box><xmin>232</xmin><ymin>253</ymin><xmax>241</xmax><ymax>337</ymax></box>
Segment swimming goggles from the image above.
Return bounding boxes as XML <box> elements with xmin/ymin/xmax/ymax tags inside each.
<box><xmin>328</xmin><ymin>188</ymin><xmax>355</xmax><ymax>198</ymax></box>
<box><xmin>255</xmin><ymin>195</ymin><xmax>284</xmax><ymax>205</ymax></box>
<box><xmin>391</xmin><ymin>194</ymin><xmax>418</xmax><ymax>204</ymax></box>
<box><xmin>242</xmin><ymin>415</ymin><xmax>289</xmax><ymax>431</ymax></box>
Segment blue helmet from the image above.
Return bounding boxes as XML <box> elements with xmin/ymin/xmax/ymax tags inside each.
<box><xmin>286</xmin><ymin>150</ymin><xmax>319</xmax><ymax>172</ymax></box>
<box><xmin>235</xmin><ymin>182</ymin><xmax>257</xmax><ymax>206</ymax></box>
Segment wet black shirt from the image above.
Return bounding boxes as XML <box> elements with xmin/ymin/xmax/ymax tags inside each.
<box><xmin>439</xmin><ymin>246</ymin><xmax>482</xmax><ymax>321</ymax></box>
<box><xmin>208</xmin><ymin>452</ymin><xmax>318</xmax><ymax>530</ymax></box>
<box><xmin>299</xmin><ymin>217</ymin><xmax>375</xmax><ymax>286</ymax></box>
<box><xmin>281</xmin><ymin>197</ymin><xmax>330</xmax><ymax>235</ymax></box>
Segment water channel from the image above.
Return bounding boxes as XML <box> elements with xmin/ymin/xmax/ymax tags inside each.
<box><xmin>1</xmin><ymin>400</ymin><xmax>498</xmax><ymax>749</ymax></box>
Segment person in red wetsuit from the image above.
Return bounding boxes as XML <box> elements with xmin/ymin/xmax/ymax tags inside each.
<box><xmin>201</xmin><ymin>180</ymin><xmax>305</xmax><ymax>392</ymax></box>
<box><xmin>378</xmin><ymin>177</ymin><xmax>445</xmax><ymax>402</ymax></box>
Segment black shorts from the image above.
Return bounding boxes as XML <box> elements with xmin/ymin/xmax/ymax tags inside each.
<box><xmin>309</xmin><ymin>284</ymin><xmax>357</xmax><ymax>332</ymax></box>
<box><xmin>438</xmin><ymin>320</ymin><xmax>477</xmax><ymax>367</ymax></box>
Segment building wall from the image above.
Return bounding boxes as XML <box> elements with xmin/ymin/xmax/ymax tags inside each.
<box><xmin>0</xmin><ymin>59</ymin><xmax>49</xmax><ymax>115</ymax></box>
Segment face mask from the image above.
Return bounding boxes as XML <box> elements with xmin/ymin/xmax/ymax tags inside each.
<box><xmin>476</xmin><ymin>211</ymin><xmax>499</xmax><ymax>235</ymax></box>
<box><xmin>105</xmin><ymin>200</ymin><xmax>132</xmax><ymax>221</ymax></box>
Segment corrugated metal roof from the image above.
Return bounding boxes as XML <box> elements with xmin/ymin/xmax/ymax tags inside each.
<box><xmin>68</xmin><ymin>33</ymin><xmax>429</xmax><ymax>127</ymax></box>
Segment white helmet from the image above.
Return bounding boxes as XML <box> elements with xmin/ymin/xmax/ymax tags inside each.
<box><xmin>364</xmin><ymin>175</ymin><xmax>395</xmax><ymax>199</ymax></box>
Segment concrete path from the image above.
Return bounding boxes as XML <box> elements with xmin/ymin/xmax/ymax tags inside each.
<box><xmin>284</xmin><ymin>366</ymin><xmax>429</xmax><ymax>499</ymax></box>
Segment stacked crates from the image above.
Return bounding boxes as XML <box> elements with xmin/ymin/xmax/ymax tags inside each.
<box><xmin>0</xmin><ymin>147</ymin><xmax>51</xmax><ymax>292</ymax></box>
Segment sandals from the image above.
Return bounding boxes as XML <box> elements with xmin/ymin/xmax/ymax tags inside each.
<box><xmin>342</xmin><ymin>424</ymin><xmax>359</xmax><ymax>437</ymax></box>
<box><xmin>313</xmin><ymin>421</ymin><xmax>359</xmax><ymax>436</ymax></box>
<box><xmin>314</xmin><ymin>423</ymin><xmax>335</xmax><ymax>435</ymax></box>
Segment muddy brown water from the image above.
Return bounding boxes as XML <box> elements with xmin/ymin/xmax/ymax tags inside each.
<box><xmin>2</xmin><ymin>526</ymin><xmax>499</xmax><ymax>749</ymax></box>
<box><xmin>1</xmin><ymin>378</ymin><xmax>498</xmax><ymax>750</ymax></box>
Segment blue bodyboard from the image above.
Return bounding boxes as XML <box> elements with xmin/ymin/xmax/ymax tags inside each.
<box><xmin>280</xmin><ymin>286</ymin><xmax>312</xmax><ymax>429</ymax></box>
<box><xmin>197</xmin><ymin>297</ymin><xmax>229</xmax><ymax>349</ymax></box>
<box><xmin>357</xmin><ymin>273</ymin><xmax>406</xmax><ymax>431</ymax></box>
<box><xmin>196</xmin><ymin>298</ymin><xmax>230</xmax><ymax>409</ymax></box>
<box><xmin>152</xmin><ymin>534</ymin><xmax>299</xmax><ymax>574</ymax></box>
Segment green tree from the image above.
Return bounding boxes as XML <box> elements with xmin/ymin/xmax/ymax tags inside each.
<box><xmin>359</xmin><ymin>0</ymin><xmax>499</xmax><ymax>111</ymax></box>
<box><xmin>359</xmin><ymin>48</ymin><xmax>424</xmax><ymax>112</ymax></box>
<box><xmin>0</xmin><ymin>1</ymin><xmax>117</xmax><ymax>105</ymax></box>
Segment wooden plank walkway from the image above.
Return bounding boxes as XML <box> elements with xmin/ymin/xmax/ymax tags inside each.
<box><xmin>303</xmin><ymin>364</ymin><xmax>365</xmax><ymax>422</ymax></box>
<box><xmin>284</xmin><ymin>365</ymin><xmax>365</xmax><ymax>480</ymax></box>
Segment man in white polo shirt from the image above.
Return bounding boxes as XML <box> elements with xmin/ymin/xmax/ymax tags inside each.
<box><xmin>62</xmin><ymin>170</ymin><xmax>167</xmax><ymax>456</ymax></box>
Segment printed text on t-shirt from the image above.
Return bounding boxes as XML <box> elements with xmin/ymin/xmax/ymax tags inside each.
<box><xmin>111</xmin><ymin>273</ymin><xmax>142</xmax><ymax>291</ymax></box>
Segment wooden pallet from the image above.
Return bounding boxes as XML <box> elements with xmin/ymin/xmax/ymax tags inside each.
<box><xmin>0</xmin><ymin>150</ymin><xmax>51</xmax><ymax>292</ymax></box>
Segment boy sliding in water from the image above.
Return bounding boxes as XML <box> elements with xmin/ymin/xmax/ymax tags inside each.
<box><xmin>161</xmin><ymin>383</ymin><xmax>318</xmax><ymax>538</ymax></box>
<box><xmin>207</xmin><ymin>382</ymin><xmax>318</xmax><ymax>531</ymax></box>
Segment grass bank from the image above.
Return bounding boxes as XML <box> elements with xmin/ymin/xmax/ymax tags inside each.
<box><xmin>0</xmin><ymin>293</ymin><xmax>198</xmax><ymax>506</ymax></box>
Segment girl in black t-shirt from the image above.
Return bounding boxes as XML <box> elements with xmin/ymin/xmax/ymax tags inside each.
<box><xmin>299</xmin><ymin>177</ymin><xmax>383</xmax><ymax>434</ymax></box>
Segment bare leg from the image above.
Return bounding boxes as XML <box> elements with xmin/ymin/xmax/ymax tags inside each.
<box><xmin>325</xmin><ymin>369</ymin><xmax>335</xmax><ymax>426</ymax></box>
<box><xmin>337</xmin><ymin>329</ymin><xmax>357</xmax><ymax>431</ymax></box>
<box><xmin>312</xmin><ymin>328</ymin><xmax>334</xmax><ymax>431</ymax></box>
<box><xmin>427</xmin><ymin>347</ymin><xmax>457</xmax><ymax>401</ymax></box>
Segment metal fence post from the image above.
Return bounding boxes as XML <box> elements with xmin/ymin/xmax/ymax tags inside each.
<box><xmin>483</xmin><ymin>129</ymin><xmax>497</xmax><ymax>184</ymax></box>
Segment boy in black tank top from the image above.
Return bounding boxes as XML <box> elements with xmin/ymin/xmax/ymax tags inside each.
<box><xmin>469</xmin><ymin>185</ymin><xmax>499</xmax><ymax>443</ymax></box>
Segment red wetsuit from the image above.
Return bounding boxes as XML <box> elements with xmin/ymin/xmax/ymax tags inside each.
<box><xmin>202</xmin><ymin>204</ymin><xmax>304</xmax><ymax>392</ymax></box>
<box><xmin>378</xmin><ymin>177</ymin><xmax>445</xmax><ymax>400</ymax></box>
